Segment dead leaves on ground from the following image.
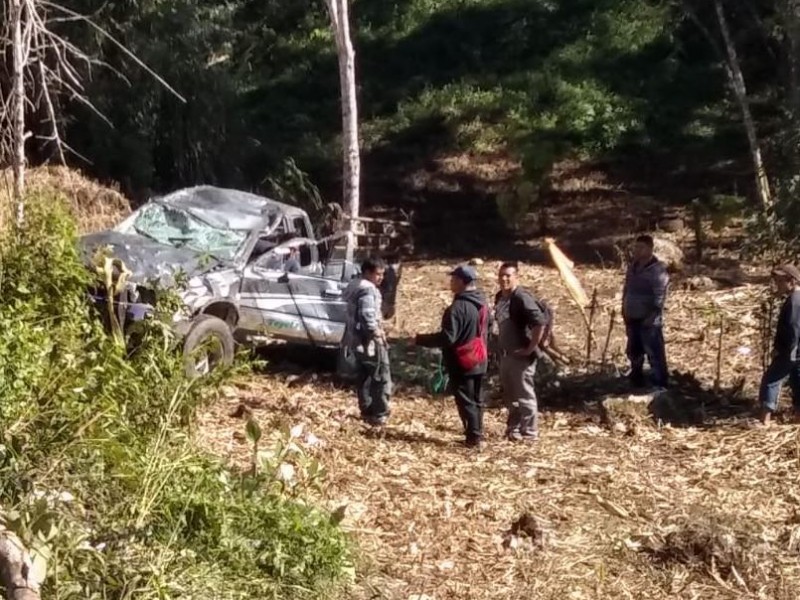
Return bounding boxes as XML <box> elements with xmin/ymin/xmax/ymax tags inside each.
<box><xmin>196</xmin><ymin>261</ymin><xmax>800</xmax><ymax>600</ymax></box>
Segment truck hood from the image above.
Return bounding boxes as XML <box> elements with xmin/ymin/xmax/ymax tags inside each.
<box><xmin>80</xmin><ymin>231</ymin><xmax>222</xmax><ymax>286</ymax></box>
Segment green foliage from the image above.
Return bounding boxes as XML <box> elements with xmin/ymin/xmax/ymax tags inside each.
<box><xmin>43</xmin><ymin>0</ymin><xmax>730</xmax><ymax>202</ymax></box>
<box><xmin>16</xmin><ymin>0</ymin><xmax>800</xmax><ymax>241</ymax></box>
<box><xmin>265</xmin><ymin>157</ymin><xmax>326</xmax><ymax>217</ymax></box>
<box><xmin>0</xmin><ymin>193</ymin><xmax>350</xmax><ymax>598</ymax></box>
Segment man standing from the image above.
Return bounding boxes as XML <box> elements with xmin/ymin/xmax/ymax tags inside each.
<box><xmin>415</xmin><ymin>265</ymin><xmax>490</xmax><ymax>448</ymax></box>
<box><xmin>622</xmin><ymin>235</ymin><xmax>670</xmax><ymax>389</ymax></box>
<box><xmin>343</xmin><ymin>257</ymin><xmax>391</xmax><ymax>426</ymax></box>
<box><xmin>494</xmin><ymin>262</ymin><xmax>548</xmax><ymax>442</ymax></box>
<box><xmin>758</xmin><ymin>264</ymin><xmax>800</xmax><ymax>425</ymax></box>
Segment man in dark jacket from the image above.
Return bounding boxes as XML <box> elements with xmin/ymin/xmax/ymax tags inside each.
<box><xmin>759</xmin><ymin>264</ymin><xmax>800</xmax><ymax>425</ymax></box>
<box><xmin>415</xmin><ymin>265</ymin><xmax>490</xmax><ymax>448</ymax></box>
<box><xmin>622</xmin><ymin>235</ymin><xmax>670</xmax><ymax>389</ymax></box>
<box><xmin>494</xmin><ymin>262</ymin><xmax>548</xmax><ymax>442</ymax></box>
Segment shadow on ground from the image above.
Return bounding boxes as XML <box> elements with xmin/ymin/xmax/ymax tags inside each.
<box><xmin>539</xmin><ymin>368</ymin><xmax>755</xmax><ymax>429</ymax></box>
<box><xmin>251</xmin><ymin>338</ymin><xmax>446</xmax><ymax>395</ymax></box>
<box><xmin>249</xmin><ymin>339</ymin><xmax>759</xmax><ymax>432</ymax></box>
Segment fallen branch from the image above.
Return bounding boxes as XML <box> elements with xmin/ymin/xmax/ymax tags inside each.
<box><xmin>714</xmin><ymin>315</ymin><xmax>725</xmax><ymax>392</ymax></box>
<box><xmin>601</xmin><ymin>308</ymin><xmax>616</xmax><ymax>368</ymax></box>
<box><xmin>585</xmin><ymin>288</ymin><xmax>598</xmax><ymax>364</ymax></box>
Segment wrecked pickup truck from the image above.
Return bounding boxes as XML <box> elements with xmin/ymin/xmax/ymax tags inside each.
<box><xmin>79</xmin><ymin>186</ymin><xmax>402</xmax><ymax>377</ymax></box>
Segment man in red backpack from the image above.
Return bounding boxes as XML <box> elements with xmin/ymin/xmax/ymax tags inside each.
<box><xmin>415</xmin><ymin>265</ymin><xmax>490</xmax><ymax>448</ymax></box>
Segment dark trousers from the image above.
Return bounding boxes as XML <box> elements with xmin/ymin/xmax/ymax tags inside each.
<box><xmin>759</xmin><ymin>357</ymin><xmax>800</xmax><ymax>413</ymax></box>
<box><xmin>625</xmin><ymin>320</ymin><xmax>668</xmax><ymax>388</ymax></box>
<box><xmin>452</xmin><ymin>374</ymin><xmax>484</xmax><ymax>443</ymax></box>
<box><xmin>357</xmin><ymin>344</ymin><xmax>392</xmax><ymax>421</ymax></box>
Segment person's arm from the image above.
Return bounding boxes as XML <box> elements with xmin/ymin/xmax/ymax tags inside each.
<box><xmin>621</xmin><ymin>266</ymin><xmax>630</xmax><ymax>321</ymax></box>
<box><xmin>645</xmin><ymin>263</ymin><xmax>669</xmax><ymax>325</ymax></box>
<box><xmin>792</xmin><ymin>295</ymin><xmax>800</xmax><ymax>358</ymax></box>
<box><xmin>357</xmin><ymin>287</ymin><xmax>384</xmax><ymax>342</ymax></box>
<box><xmin>415</xmin><ymin>307</ymin><xmax>457</xmax><ymax>348</ymax></box>
<box><xmin>774</xmin><ymin>296</ymin><xmax>799</xmax><ymax>359</ymax></box>
<box><xmin>514</xmin><ymin>293</ymin><xmax>547</xmax><ymax>357</ymax></box>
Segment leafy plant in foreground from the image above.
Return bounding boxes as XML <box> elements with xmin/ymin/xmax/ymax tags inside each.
<box><xmin>0</xmin><ymin>192</ymin><xmax>350</xmax><ymax>598</ymax></box>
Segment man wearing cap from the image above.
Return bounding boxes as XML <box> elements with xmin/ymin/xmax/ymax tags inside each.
<box><xmin>415</xmin><ymin>265</ymin><xmax>490</xmax><ymax>448</ymax></box>
<box><xmin>622</xmin><ymin>234</ymin><xmax>670</xmax><ymax>389</ymax></box>
<box><xmin>495</xmin><ymin>261</ymin><xmax>548</xmax><ymax>442</ymax></box>
<box><xmin>758</xmin><ymin>264</ymin><xmax>800</xmax><ymax>425</ymax></box>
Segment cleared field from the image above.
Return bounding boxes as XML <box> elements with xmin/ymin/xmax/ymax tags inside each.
<box><xmin>199</xmin><ymin>257</ymin><xmax>800</xmax><ymax>600</ymax></box>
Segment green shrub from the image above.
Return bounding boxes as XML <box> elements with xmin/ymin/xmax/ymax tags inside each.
<box><xmin>0</xmin><ymin>192</ymin><xmax>350</xmax><ymax>598</ymax></box>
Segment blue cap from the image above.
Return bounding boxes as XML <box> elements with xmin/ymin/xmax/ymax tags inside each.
<box><xmin>450</xmin><ymin>265</ymin><xmax>478</xmax><ymax>283</ymax></box>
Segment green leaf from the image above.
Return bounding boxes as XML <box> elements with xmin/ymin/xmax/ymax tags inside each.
<box><xmin>29</xmin><ymin>543</ymin><xmax>51</xmax><ymax>584</ymax></box>
<box><xmin>245</xmin><ymin>417</ymin><xmax>262</xmax><ymax>445</ymax></box>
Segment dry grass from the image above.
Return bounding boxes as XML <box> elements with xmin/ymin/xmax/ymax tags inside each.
<box><xmin>197</xmin><ymin>257</ymin><xmax>800</xmax><ymax>600</ymax></box>
<box><xmin>1</xmin><ymin>166</ymin><xmax>130</xmax><ymax>232</ymax></box>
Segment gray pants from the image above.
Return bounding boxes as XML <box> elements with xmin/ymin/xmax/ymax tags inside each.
<box><xmin>500</xmin><ymin>355</ymin><xmax>538</xmax><ymax>437</ymax></box>
<box><xmin>356</xmin><ymin>342</ymin><xmax>392</xmax><ymax>422</ymax></box>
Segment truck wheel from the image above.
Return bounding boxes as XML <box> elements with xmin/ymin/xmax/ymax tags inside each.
<box><xmin>183</xmin><ymin>315</ymin><xmax>235</xmax><ymax>379</ymax></box>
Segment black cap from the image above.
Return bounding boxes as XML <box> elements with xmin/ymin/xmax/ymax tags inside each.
<box><xmin>449</xmin><ymin>265</ymin><xmax>478</xmax><ymax>283</ymax></box>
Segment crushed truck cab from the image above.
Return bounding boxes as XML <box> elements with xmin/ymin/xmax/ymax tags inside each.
<box><xmin>80</xmin><ymin>186</ymin><xmax>401</xmax><ymax>376</ymax></box>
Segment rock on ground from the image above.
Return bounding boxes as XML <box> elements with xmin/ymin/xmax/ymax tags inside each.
<box><xmin>600</xmin><ymin>389</ymin><xmax>679</xmax><ymax>431</ymax></box>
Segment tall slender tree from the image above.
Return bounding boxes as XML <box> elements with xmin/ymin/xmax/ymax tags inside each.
<box><xmin>713</xmin><ymin>0</ymin><xmax>772</xmax><ymax>211</ymax></box>
<box><xmin>684</xmin><ymin>0</ymin><xmax>772</xmax><ymax>211</ymax></box>
<box><xmin>323</xmin><ymin>0</ymin><xmax>360</xmax><ymax>260</ymax></box>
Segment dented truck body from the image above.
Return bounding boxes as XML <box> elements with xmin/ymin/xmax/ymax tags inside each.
<box><xmin>80</xmin><ymin>186</ymin><xmax>400</xmax><ymax>374</ymax></box>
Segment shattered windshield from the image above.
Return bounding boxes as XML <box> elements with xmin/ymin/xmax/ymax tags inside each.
<box><xmin>130</xmin><ymin>203</ymin><xmax>246</xmax><ymax>261</ymax></box>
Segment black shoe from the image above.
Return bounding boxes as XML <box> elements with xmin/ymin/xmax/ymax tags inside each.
<box><xmin>628</xmin><ymin>374</ymin><xmax>646</xmax><ymax>389</ymax></box>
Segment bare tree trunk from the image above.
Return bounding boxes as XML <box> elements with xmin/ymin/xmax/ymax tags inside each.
<box><xmin>324</xmin><ymin>0</ymin><xmax>360</xmax><ymax>261</ymax></box>
<box><xmin>713</xmin><ymin>0</ymin><xmax>772</xmax><ymax>211</ymax></box>
<box><xmin>10</xmin><ymin>0</ymin><xmax>27</xmax><ymax>223</ymax></box>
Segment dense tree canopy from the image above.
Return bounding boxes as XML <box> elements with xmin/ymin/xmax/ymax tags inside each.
<box><xmin>3</xmin><ymin>0</ymin><xmax>800</xmax><ymax>235</ymax></box>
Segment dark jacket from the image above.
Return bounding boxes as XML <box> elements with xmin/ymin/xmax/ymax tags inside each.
<box><xmin>494</xmin><ymin>287</ymin><xmax>548</xmax><ymax>351</ymax></box>
<box><xmin>774</xmin><ymin>289</ymin><xmax>800</xmax><ymax>361</ymax></box>
<box><xmin>622</xmin><ymin>257</ymin><xmax>669</xmax><ymax>323</ymax></box>
<box><xmin>416</xmin><ymin>289</ymin><xmax>490</xmax><ymax>377</ymax></box>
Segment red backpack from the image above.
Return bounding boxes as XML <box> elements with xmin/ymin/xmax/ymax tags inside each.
<box><xmin>453</xmin><ymin>302</ymin><xmax>488</xmax><ymax>371</ymax></box>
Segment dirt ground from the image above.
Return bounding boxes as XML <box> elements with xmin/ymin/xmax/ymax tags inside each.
<box><xmin>197</xmin><ymin>256</ymin><xmax>800</xmax><ymax>600</ymax></box>
<box><xmin>39</xmin><ymin>162</ymin><xmax>800</xmax><ymax>599</ymax></box>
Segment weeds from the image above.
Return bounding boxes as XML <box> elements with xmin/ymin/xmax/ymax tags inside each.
<box><xmin>0</xmin><ymin>192</ymin><xmax>350</xmax><ymax>598</ymax></box>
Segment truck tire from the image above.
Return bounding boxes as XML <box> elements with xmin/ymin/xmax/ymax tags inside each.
<box><xmin>182</xmin><ymin>314</ymin><xmax>235</xmax><ymax>379</ymax></box>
